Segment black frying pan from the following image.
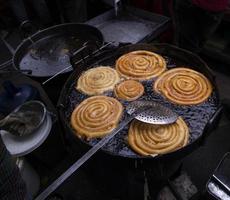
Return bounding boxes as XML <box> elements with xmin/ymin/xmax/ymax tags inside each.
<box><xmin>3</xmin><ymin>23</ymin><xmax>104</xmax><ymax>79</ymax></box>
<box><xmin>36</xmin><ymin>44</ymin><xmax>222</xmax><ymax>199</ymax></box>
<box><xmin>58</xmin><ymin>43</ymin><xmax>222</xmax><ymax>161</ymax></box>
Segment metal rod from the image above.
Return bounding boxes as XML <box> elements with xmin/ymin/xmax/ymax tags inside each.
<box><xmin>42</xmin><ymin>65</ymin><xmax>72</xmax><ymax>85</ymax></box>
<box><xmin>74</xmin><ymin>42</ymin><xmax>114</xmax><ymax>65</ymax></box>
<box><xmin>35</xmin><ymin>114</ymin><xmax>134</xmax><ymax>200</ymax></box>
<box><xmin>72</xmin><ymin>43</ymin><xmax>89</xmax><ymax>56</ymax></box>
<box><xmin>42</xmin><ymin>42</ymin><xmax>113</xmax><ymax>85</ymax></box>
<box><xmin>35</xmin><ymin>106</ymin><xmax>152</xmax><ymax>200</ymax></box>
<box><xmin>42</xmin><ymin>43</ymin><xmax>89</xmax><ymax>85</ymax></box>
<box><xmin>0</xmin><ymin>60</ymin><xmax>13</xmax><ymax>70</ymax></box>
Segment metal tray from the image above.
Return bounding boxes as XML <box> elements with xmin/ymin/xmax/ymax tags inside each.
<box><xmin>86</xmin><ymin>6</ymin><xmax>170</xmax><ymax>44</ymax></box>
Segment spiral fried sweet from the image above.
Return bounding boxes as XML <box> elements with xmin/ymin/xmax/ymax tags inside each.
<box><xmin>76</xmin><ymin>66</ymin><xmax>120</xmax><ymax>95</ymax></box>
<box><xmin>71</xmin><ymin>96</ymin><xmax>123</xmax><ymax>139</ymax></box>
<box><xmin>154</xmin><ymin>68</ymin><xmax>212</xmax><ymax>105</ymax></box>
<box><xmin>115</xmin><ymin>50</ymin><xmax>166</xmax><ymax>80</ymax></box>
<box><xmin>114</xmin><ymin>80</ymin><xmax>144</xmax><ymax>101</ymax></box>
<box><xmin>128</xmin><ymin>117</ymin><xmax>189</xmax><ymax>156</ymax></box>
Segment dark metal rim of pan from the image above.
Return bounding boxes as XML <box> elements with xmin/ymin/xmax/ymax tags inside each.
<box><xmin>11</xmin><ymin>23</ymin><xmax>104</xmax><ymax>78</ymax></box>
<box><xmin>58</xmin><ymin>43</ymin><xmax>222</xmax><ymax>160</ymax></box>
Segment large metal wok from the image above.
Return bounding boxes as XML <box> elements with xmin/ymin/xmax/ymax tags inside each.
<box><xmin>58</xmin><ymin>43</ymin><xmax>222</xmax><ymax>161</ymax></box>
<box><xmin>35</xmin><ymin>43</ymin><xmax>222</xmax><ymax>199</ymax></box>
<box><xmin>1</xmin><ymin>23</ymin><xmax>103</xmax><ymax>80</ymax></box>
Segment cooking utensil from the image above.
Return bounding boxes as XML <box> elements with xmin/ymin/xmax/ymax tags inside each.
<box><xmin>86</xmin><ymin>6</ymin><xmax>170</xmax><ymax>44</ymax></box>
<box><xmin>0</xmin><ymin>112</ymin><xmax>52</xmax><ymax>157</ymax></box>
<box><xmin>0</xmin><ymin>100</ymin><xmax>46</xmax><ymax>136</ymax></box>
<box><xmin>42</xmin><ymin>42</ymin><xmax>113</xmax><ymax>85</ymax></box>
<box><xmin>14</xmin><ymin>23</ymin><xmax>103</xmax><ymax>79</ymax></box>
<box><xmin>1</xmin><ymin>23</ymin><xmax>103</xmax><ymax>79</ymax></box>
<box><xmin>58</xmin><ymin>43</ymin><xmax>222</xmax><ymax>160</ymax></box>
<box><xmin>127</xmin><ymin>100</ymin><xmax>178</xmax><ymax>125</ymax></box>
<box><xmin>35</xmin><ymin>101</ymin><xmax>177</xmax><ymax>200</ymax></box>
<box><xmin>0</xmin><ymin>23</ymin><xmax>103</xmax><ymax>105</ymax></box>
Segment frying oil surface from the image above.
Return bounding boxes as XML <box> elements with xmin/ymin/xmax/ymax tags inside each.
<box><xmin>65</xmin><ymin>54</ymin><xmax>219</xmax><ymax>158</ymax></box>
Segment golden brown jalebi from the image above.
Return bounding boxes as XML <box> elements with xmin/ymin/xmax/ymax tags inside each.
<box><xmin>128</xmin><ymin>117</ymin><xmax>189</xmax><ymax>156</ymax></box>
<box><xmin>115</xmin><ymin>50</ymin><xmax>166</xmax><ymax>80</ymax></box>
<box><xmin>114</xmin><ymin>80</ymin><xmax>144</xmax><ymax>101</ymax></box>
<box><xmin>154</xmin><ymin>67</ymin><xmax>212</xmax><ymax>105</ymax></box>
<box><xmin>71</xmin><ymin>96</ymin><xmax>123</xmax><ymax>139</ymax></box>
<box><xmin>76</xmin><ymin>66</ymin><xmax>120</xmax><ymax>95</ymax></box>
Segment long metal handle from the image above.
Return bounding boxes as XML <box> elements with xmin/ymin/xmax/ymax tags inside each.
<box><xmin>41</xmin><ymin>44</ymin><xmax>88</xmax><ymax>85</ymax></box>
<box><xmin>73</xmin><ymin>42</ymin><xmax>113</xmax><ymax>65</ymax></box>
<box><xmin>35</xmin><ymin>114</ymin><xmax>134</xmax><ymax>200</ymax></box>
<box><xmin>42</xmin><ymin>42</ymin><xmax>113</xmax><ymax>85</ymax></box>
<box><xmin>0</xmin><ymin>60</ymin><xmax>13</xmax><ymax>70</ymax></box>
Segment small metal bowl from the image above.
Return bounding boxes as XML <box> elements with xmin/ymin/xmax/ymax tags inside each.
<box><xmin>8</xmin><ymin>100</ymin><xmax>47</xmax><ymax>136</ymax></box>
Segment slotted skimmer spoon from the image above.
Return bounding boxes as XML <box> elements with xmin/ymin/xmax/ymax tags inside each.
<box><xmin>35</xmin><ymin>100</ymin><xmax>178</xmax><ymax>200</ymax></box>
<box><xmin>0</xmin><ymin>101</ymin><xmax>46</xmax><ymax>136</ymax></box>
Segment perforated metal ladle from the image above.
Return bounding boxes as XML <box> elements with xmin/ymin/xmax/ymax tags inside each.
<box><xmin>126</xmin><ymin>100</ymin><xmax>178</xmax><ymax>125</ymax></box>
<box><xmin>35</xmin><ymin>101</ymin><xmax>178</xmax><ymax>200</ymax></box>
